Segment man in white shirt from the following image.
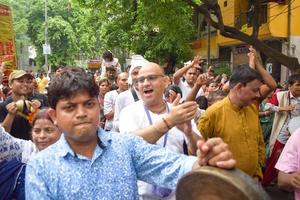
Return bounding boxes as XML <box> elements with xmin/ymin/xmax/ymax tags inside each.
<box><xmin>119</xmin><ymin>62</ymin><xmax>201</xmax><ymax>200</ymax></box>
<box><xmin>112</xmin><ymin>55</ymin><xmax>148</xmax><ymax>131</ymax></box>
<box><xmin>103</xmin><ymin>72</ymin><xmax>128</xmax><ymax>131</ymax></box>
<box><xmin>173</xmin><ymin>57</ymin><xmax>204</xmax><ymax>101</ymax></box>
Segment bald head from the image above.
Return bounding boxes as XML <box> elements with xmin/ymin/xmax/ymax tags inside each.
<box><xmin>137</xmin><ymin>62</ymin><xmax>168</xmax><ymax>107</ymax></box>
<box><xmin>140</xmin><ymin>62</ymin><xmax>163</xmax><ymax>74</ymax></box>
<box><xmin>117</xmin><ymin>72</ymin><xmax>129</xmax><ymax>92</ymax></box>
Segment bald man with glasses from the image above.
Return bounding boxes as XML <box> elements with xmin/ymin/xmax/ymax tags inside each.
<box><xmin>119</xmin><ymin>62</ymin><xmax>202</xmax><ymax>200</ymax></box>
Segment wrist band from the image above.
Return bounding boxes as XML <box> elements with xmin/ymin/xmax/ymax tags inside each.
<box><xmin>162</xmin><ymin>117</ymin><xmax>171</xmax><ymax>129</ymax></box>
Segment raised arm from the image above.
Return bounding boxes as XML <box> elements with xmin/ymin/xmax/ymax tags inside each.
<box><xmin>173</xmin><ymin>56</ymin><xmax>203</xmax><ymax>85</ymax></box>
<box><xmin>0</xmin><ymin>126</ymin><xmax>35</xmax><ymax>162</ymax></box>
<box><xmin>186</xmin><ymin>73</ymin><xmax>213</xmax><ymax>102</ymax></box>
<box><xmin>248</xmin><ymin>46</ymin><xmax>277</xmax><ymax>99</ymax></box>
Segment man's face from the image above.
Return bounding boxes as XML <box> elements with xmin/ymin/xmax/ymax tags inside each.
<box><xmin>236</xmin><ymin>79</ymin><xmax>263</xmax><ymax>107</ymax></box>
<box><xmin>137</xmin><ymin>63</ymin><xmax>168</xmax><ymax>107</ymax></box>
<box><xmin>130</xmin><ymin>66</ymin><xmax>141</xmax><ymax>83</ymax></box>
<box><xmin>289</xmin><ymin>81</ymin><xmax>300</xmax><ymax>97</ymax></box>
<box><xmin>106</xmin><ymin>69</ymin><xmax>116</xmax><ymax>80</ymax></box>
<box><xmin>184</xmin><ymin>67</ymin><xmax>197</xmax><ymax>85</ymax></box>
<box><xmin>49</xmin><ymin>91</ymin><xmax>100</xmax><ymax>144</ymax></box>
<box><xmin>10</xmin><ymin>76</ymin><xmax>32</xmax><ymax>96</ymax></box>
<box><xmin>117</xmin><ymin>73</ymin><xmax>128</xmax><ymax>91</ymax></box>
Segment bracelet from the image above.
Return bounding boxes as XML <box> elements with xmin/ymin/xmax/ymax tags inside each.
<box><xmin>162</xmin><ymin>117</ymin><xmax>171</xmax><ymax>130</ymax></box>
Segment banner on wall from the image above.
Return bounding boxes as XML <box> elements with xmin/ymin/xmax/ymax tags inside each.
<box><xmin>0</xmin><ymin>3</ymin><xmax>17</xmax><ymax>74</ymax></box>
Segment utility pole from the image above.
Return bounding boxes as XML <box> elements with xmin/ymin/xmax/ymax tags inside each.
<box><xmin>287</xmin><ymin>0</ymin><xmax>291</xmax><ymax>57</ymax></box>
<box><xmin>207</xmin><ymin>9</ymin><xmax>211</xmax><ymax>66</ymax></box>
<box><xmin>286</xmin><ymin>0</ymin><xmax>292</xmax><ymax>79</ymax></box>
<box><xmin>44</xmin><ymin>0</ymin><xmax>48</xmax><ymax>72</ymax></box>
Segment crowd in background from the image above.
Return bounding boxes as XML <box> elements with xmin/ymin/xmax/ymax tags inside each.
<box><xmin>0</xmin><ymin>47</ymin><xmax>300</xmax><ymax>200</ymax></box>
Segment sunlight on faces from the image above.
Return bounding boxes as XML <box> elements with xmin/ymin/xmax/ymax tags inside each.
<box><xmin>48</xmin><ymin>91</ymin><xmax>100</xmax><ymax>144</ymax></box>
<box><xmin>137</xmin><ymin>63</ymin><xmax>168</xmax><ymax>107</ymax></box>
<box><xmin>31</xmin><ymin>119</ymin><xmax>61</xmax><ymax>151</ymax></box>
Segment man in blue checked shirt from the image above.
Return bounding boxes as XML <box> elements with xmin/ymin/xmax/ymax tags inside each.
<box><xmin>25</xmin><ymin>67</ymin><xmax>235</xmax><ymax>200</ymax></box>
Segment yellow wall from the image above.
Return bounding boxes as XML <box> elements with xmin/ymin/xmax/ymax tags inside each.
<box><xmin>192</xmin><ymin>35</ymin><xmax>218</xmax><ymax>58</ymax></box>
<box><xmin>217</xmin><ymin>0</ymin><xmax>300</xmax><ymax>46</ymax></box>
<box><xmin>268</xmin><ymin>1</ymin><xmax>300</xmax><ymax>37</ymax></box>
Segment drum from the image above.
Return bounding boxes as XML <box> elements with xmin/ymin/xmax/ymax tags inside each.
<box><xmin>288</xmin><ymin>116</ymin><xmax>300</xmax><ymax>135</ymax></box>
<box><xmin>176</xmin><ymin>166</ymin><xmax>270</xmax><ymax>200</ymax></box>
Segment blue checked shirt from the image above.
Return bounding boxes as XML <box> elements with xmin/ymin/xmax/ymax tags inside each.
<box><xmin>25</xmin><ymin>128</ymin><xmax>197</xmax><ymax>200</ymax></box>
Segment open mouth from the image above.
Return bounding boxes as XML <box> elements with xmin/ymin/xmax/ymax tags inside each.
<box><xmin>143</xmin><ymin>89</ymin><xmax>154</xmax><ymax>96</ymax></box>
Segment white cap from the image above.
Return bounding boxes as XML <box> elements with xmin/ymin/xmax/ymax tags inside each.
<box><xmin>128</xmin><ymin>55</ymin><xmax>149</xmax><ymax>85</ymax></box>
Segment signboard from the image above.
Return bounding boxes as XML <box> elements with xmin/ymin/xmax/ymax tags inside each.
<box><xmin>43</xmin><ymin>44</ymin><xmax>51</xmax><ymax>55</ymax></box>
<box><xmin>87</xmin><ymin>59</ymin><xmax>101</xmax><ymax>69</ymax></box>
<box><xmin>0</xmin><ymin>4</ymin><xmax>17</xmax><ymax>73</ymax></box>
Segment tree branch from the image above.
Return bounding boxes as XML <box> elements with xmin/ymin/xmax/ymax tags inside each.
<box><xmin>182</xmin><ymin>0</ymin><xmax>300</xmax><ymax>74</ymax></box>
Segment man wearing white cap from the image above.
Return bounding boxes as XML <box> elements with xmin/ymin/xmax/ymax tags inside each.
<box><xmin>112</xmin><ymin>55</ymin><xmax>148</xmax><ymax>131</ymax></box>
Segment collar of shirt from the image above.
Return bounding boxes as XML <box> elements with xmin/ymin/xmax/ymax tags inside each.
<box><xmin>289</xmin><ymin>91</ymin><xmax>300</xmax><ymax>101</ymax></box>
<box><xmin>225</xmin><ymin>96</ymin><xmax>241</xmax><ymax>111</ymax></box>
<box><xmin>55</xmin><ymin>127</ymin><xmax>111</xmax><ymax>159</ymax></box>
<box><xmin>182</xmin><ymin>79</ymin><xmax>192</xmax><ymax>89</ymax></box>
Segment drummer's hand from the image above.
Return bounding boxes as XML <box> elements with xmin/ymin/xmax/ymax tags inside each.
<box><xmin>197</xmin><ymin>138</ymin><xmax>236</xmax><ymax>169</ymax></box>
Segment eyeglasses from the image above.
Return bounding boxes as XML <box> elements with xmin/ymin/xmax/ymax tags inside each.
<box><xmin>136</xmin><ymin>75</ymin><xmax>164</xmax><ymax>84</ymax></box>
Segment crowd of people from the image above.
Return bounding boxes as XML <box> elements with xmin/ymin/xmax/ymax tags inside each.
<box><xmin>0</xmin><ymin>48</ymin><xmax>299</xmax><ymax>199</ymax></box>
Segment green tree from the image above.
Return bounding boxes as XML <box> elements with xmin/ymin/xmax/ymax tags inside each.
<box><xmin>73</xmin><ymin>0</ymin><xmax>198</xmax><ymax>73</ymax></box>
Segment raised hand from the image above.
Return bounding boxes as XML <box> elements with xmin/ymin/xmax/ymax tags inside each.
<box><xmin>191</xmin><ymin>56</ymin><xmax>203</xmax><ymax>66</ymax></box>
<box><xmin>6</xmin><ymin>102</ymin><xmax>18</xmax><ymax>115</ymax></box>
<box><xmin>196</xmin><ymin>73</ymin><xmax>214</xmax><ymax>86</ymax></box>
<box><xmin>167</xmin><ymin>101</ymin><xmax>198</xmax><ymax>127</ymax></box>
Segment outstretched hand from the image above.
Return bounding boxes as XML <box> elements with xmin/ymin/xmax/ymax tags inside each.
<box><xmin>196</xmin><ymin>138</ymin><xmax>236</xmax><ymax>169</ymax></box>
<box><xmin>196</xmin><ymin>73</ymin><xmax>214</xmax><ymax>86</ymax></box>
<box><xmin>167</xmin><ymin>95</ymin><xmax>197</xmax><ymax>127</ymax></box>
<box><xmin>191</xmin><ymin>56</ymin><xmax>203</xmax><ymax>67</ymax></box>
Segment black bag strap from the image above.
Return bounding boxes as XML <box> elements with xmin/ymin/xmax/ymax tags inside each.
<box><xmin>183</xmin><ymin>140</ymin><xmax>188</xmax><ymax>155</ymax></box>
<box><xmin>131</xmin><ymin>88</ymin><xmax>139</xmax><ymax>102</ymax></box>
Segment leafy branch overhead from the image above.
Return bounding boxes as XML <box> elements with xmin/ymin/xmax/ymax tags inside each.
<box><xmin>183</xmin><ymin>0</ymin><xmax>300</xmax><ymax>74</ymax></box>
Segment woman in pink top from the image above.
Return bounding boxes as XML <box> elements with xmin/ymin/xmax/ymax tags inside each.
<box><xmin>276</xmin><ymin>128</ymin><xmax>300</xmax><ymax>200</ymax></box>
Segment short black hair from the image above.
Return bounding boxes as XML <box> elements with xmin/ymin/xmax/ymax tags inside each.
<box><xmin>48</xmin><ymin>67</ymin><xmax>99</xmax><ymax>109</ymax></box>
<box><xmin>229</xmin><ymin>65</ymin><xmax>263</xmax><ymax>89</ymax></box>
<box><xmin>164</xmin><ymin>84</ymin><xmax>182</xmax><ymax>98</ymax></box>
<box><xmin>288</xmin><ymin>74</ymin><xmax>300</xmax><ymax>85</ymax></box>
<box><xmin>195</xmin><ymin>96</ymin><xmax>208</xmax><ymax>110</ymax></box>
